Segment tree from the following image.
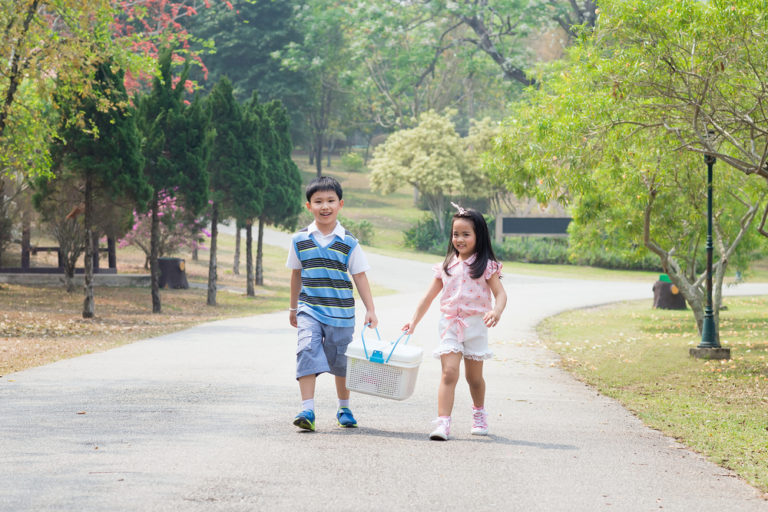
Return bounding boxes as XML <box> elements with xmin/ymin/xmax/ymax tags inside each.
<box><xmin>274</xmin><ymin>0</ymin><xmax>353</xmax><ymax>175</ymax></box>
<box><xmin>48</xmin><ymin>57</ymin><xmax>151</xmax><ymax>317</ymax></box>
<box><xmin>137</xmin><ymin>47</ymin><xmax>210</xmax><ymax>313</ymax></box>
<box><xmin>370</xmin><ymin>110</ymin><xmax>470</xmax><ymax>232</ymax></box>
<box><xmin>1</xmin><ymin>0</ymin><xmax>119</xmax><ymax>179</ymax></box>
<box><xmin>205</xmin><ymin>76</ymin><xmax>254</xmax><ymax>306</ymax></box>
<box><xmin>591</xmin><ymin>0</ymin><xmax>768</xmax><ymax>236</ymax></box>
<box><xmin>251</xmin><ymin>98</ymin><xmax>303</xmax><ymax>288</ymax></box>
<box><xmin>489</xmin><ymin>36</ymin><xmax>766</xmax><ymax>344</ymax></box>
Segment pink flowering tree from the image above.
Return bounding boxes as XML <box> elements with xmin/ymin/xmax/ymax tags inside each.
<box><xmin>119</xmin><ymin>189</ymin><xmax>210</xmax><ymax>268</ymax></box>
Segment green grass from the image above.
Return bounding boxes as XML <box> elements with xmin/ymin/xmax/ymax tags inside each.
<box><xmin>538</xmin><ymin>297</ymin><xmax>768</xmax><ymax>492</ymax></box>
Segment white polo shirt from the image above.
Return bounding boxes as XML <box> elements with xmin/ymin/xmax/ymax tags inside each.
<box><xmin>286</xmin><ymin>221</ymin><xmax>370</xmax><ymax>275</ymax></box>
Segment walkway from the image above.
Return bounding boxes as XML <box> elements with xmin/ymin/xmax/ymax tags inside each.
<box><xmin>1</xmin><ymin>230</ymin><xmax>767</xmax><ymax>511</ymax></box>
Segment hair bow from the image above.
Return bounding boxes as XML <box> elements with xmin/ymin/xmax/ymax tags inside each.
<box><xmin>450</xmin><ymin>201</ymin><xmax>466</xmax><ymax>215</ymax></box>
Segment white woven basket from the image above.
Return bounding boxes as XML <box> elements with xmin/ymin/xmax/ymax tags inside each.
<box><xmin>345</xmin><ymin>329</ymin><xmax>422</xmax><ymax>401</ymax></box>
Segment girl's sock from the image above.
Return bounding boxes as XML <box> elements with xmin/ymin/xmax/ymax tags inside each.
<box><xmin>301</xmin><ymin>399</ymin><xmax>315</xmax><ymax>412</ymax></box>
<box><xmin>338</xmin><ymin>399</ymin><xmax>350</xmax><ymax>409</ymax></box>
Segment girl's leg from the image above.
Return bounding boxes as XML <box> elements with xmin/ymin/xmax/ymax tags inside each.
<box><xmin>464</xmin><ymin>358</ymin><xmax>485</xmax><ymax>409</ymax></box>
<box><xmin>437</xmin><ymin>352</ymin><xmax>463</xmax><ymax>416</ymax></box>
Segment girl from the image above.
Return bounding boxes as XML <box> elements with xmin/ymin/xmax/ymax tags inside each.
<box><xmin>403</xmin><ymin>204</ymin><xmax>507</xmax><ymax>441</ymax></box>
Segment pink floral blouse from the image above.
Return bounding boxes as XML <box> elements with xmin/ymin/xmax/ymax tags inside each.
<box><xmin>433</xmin><ymin>254</ymin><xmax>502</xmax><ymax>340</ymax></box>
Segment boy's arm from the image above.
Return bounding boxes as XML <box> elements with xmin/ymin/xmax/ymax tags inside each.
<box><xmin>289</xmin><ymin>269</ymin><xmax>302</xmax><ymax>328</ymax></box>
<box><xmin>351</xmin><ymin>271</ymin><xmax>378</xmax><ymax>329</ymax></box>
<box><xmin>402</xmin><ymin>278</ymin><xmax>443</xmax><ymax>335</ymax></box>
<box><xmin>482</xmin><ymin>273</ymin><xmax>507</xmax><ymax>327</ymax></box>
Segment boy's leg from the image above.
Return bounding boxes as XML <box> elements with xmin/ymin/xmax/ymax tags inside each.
<box><xmin>334</xmin><ymin>375</ymin><xmax>350</xmax><ymax>401</ymax></box>
<box><xmin>294</xmin><ymin>314</ymin><xmax>330</xmax><ymax>431</ymax></box>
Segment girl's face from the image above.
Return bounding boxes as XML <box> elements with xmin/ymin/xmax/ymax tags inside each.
<box><xmin>451</xmin><ymin>217</ymin><xmax>477</xmax><ymax>260</ymax></box>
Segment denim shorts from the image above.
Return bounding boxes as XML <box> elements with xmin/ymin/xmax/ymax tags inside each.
<box><xmin>296</xmin><ymin>312</ymin><xmax>355</xmax><ymax>379</ymax></box>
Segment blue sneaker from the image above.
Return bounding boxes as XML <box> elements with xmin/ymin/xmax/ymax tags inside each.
<box><xmin>336</xmin><ymin>407</ymin><xmax>358</xmax><ymax>428</ymax></box>
<box><xmin>293</xmin><ymin>409</ymin><xmax>316</xmax><ymax>431</ymax></box>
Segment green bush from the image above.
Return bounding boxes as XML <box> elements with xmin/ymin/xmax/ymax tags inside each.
<box><xmin>338</xmin><ymin>215</ymin><xmax>374</xmax><ymax>245</ymax></box>
<box><xmin>403</xmin><ymin>213</ymin><xmax>449</xmax><ymax>255</ymax></box>
<box><xmin>493</xmin><ymin>237</ymin><xmax>570</xmax><ymax>264</ymax></box>
<box><xmin>339</xmin><ymin>152</ymin><xmax>365</xmax><ymax>173</ymax></box>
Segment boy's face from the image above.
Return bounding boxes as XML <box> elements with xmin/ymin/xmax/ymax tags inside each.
<box><xmin>306</xmin><ymin>189</ymin><xmax>343</xmax><ymax>232</ymax></box>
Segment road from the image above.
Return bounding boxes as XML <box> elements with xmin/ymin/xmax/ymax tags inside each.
<box><xmin>1</xmin><ymin>228</ymin><xmax>767</xmax><ymax>511</ymax></box>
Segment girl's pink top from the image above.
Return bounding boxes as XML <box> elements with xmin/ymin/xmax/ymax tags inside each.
<box><xmin>433</xmin><ymin>254</ymin><xmax>502</xmax><ymax>324</ymax></box>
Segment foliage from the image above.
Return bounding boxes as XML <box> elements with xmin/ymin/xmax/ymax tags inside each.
<box><xmin>339</xmin><ymin>152</ymin><xmax>366</xmax><ymax>173</ymax></box>
<box><xmin>493</xmin><ymin>237</ymin><xmax>569</xmax><ymax>265</ymax></box>
<box><xmin>1</xmin><ymin>0</ymin><xmax>120</xmax><ymax>180</ymax></box>
<box><xmin>118</xmin><ymin>190</ymin><xmax>210</xmax><ymax>265</ymax></box>
<box><xmin>338</xmin><ymin>215</ymin><xmax>374</xmax><ymax>246</ymax></box>
<box><xmin>488</xmin><ymin>5</ymin><xmax>767</xmax><ymax>341</ymax></box>
<box><xmin>136</xmin><ymin>47</ymin><xmax>211</xmax><ymax>312</ymax></box>
<box><xmin>273</xmin><ymin>0</ymin><xmax>354</xmax><ymax>174</ymax></box>
<box><xmin>403</xmin><ymin>212</ymin><xmax>449</xmax><ymax>254</ymax></box>
<box><xmin>592</xmin><ymin>0</ymin><xmax>768</xmax><ymax>229</ymax></box>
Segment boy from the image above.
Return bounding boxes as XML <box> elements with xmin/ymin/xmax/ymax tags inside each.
<box><xmin>287</xmin><ymin>176</ymin><xmax>378</xmax><ymax>431</ymax></box>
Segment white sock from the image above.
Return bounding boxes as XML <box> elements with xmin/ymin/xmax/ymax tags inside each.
<box><xmin>338</xmin><ymin>399</ymin><xmax>350</xmax><ymax>409</ymax></box>
<box><xmin>301</xmin><ymin>399</ymin><xmax>314</xmax><ymax>412</ymax></box>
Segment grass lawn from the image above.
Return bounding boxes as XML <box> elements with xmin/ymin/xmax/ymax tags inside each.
<box><xmin>538</xmin><ymin>297</ymin><xmax>768</xmax><ymax>493</ymax></box>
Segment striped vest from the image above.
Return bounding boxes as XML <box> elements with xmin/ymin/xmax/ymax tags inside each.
<box><xmin>293</xmin><ymin>229</ymin><xmax>358</xmax><ymax>327</ymax></box>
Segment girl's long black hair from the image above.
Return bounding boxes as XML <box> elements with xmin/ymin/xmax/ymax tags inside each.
<box><xmin>442</xmin><ymin>207</ymin><xmax>498</xmax><ymax>279</ymax></box>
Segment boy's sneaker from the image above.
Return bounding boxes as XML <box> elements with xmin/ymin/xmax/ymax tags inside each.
<box><xmin>429</xmin><ymin>417</ymin><xmax>451</xmax><ymax>441</ymax></box>
<box><xmin>471</xmin><ymin>407</ymin><xmax>488</xmax><ymax>436</ymax></box>
<box><xmin>293</xmin><ymin>409</ymin><xmax>316</xmax><ymax>431</ymax></box>
<box><xmin>336</xmin><ymin>407</ymin><xmax>358</xmax><ymax>428</ymax></box>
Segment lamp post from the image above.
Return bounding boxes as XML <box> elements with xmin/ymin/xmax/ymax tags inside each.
<box><xmin>690</xmin><ymin>133</ymin><xmax>730</xmax><ymax>360</ymax></box>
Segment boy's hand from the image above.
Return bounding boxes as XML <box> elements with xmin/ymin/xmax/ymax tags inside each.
<box><xmin>289</xmin><ymin>310</ymin><xmax>298</xmax><ymax>328</ymax></box>
<box><xmin>364</xmin><ymin>310</ymin><xmax>378</xmax><ymax>329</ymax></box>
<box><xmin>483</xmin><ymin>310</ymin><xmax>501</xmax><ymax>328</ymax></box>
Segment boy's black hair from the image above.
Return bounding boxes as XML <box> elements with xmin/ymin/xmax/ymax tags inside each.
<box><xmin>305</xmin><ymin>175</ymin><xmax>343</xmax><ymax>201</ymax></box>
<box><xmin>442</xmin><ymin>207</ymin><xmax>498</xmax><ymax>280</ymax></box>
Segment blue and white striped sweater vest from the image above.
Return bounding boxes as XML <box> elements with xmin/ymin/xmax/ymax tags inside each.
<box><xmin>294</xmin><ymin>230</ymin><xmax>358</xmax><ymax>327</ymax></box>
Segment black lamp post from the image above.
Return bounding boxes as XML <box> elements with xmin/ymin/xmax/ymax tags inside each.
<box><xmin>690</xmin><ymin>131</ymin><xmax>730</xmax><ymax>360</ymax></box>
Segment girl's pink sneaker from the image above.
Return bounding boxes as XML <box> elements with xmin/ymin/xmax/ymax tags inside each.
<box><xmin>429</xmin><ymin>416</ymin><xmax>451</xmax><ymax>441</ymax></box>
<box><xmin>471</xmin><ymin>407</ymin><xmax>488</xmax><ymax>435</ymax></box>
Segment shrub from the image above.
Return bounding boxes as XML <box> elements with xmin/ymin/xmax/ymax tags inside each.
<box><xmin>339</xmin><ymin>215</ymin><xmax>374</xmax><ymax>245</ymax></box>
<box><xmin>404</xmin><ymin>213</ymin><xmax>449</xmax><ymax>255</ymax></box>
<box><xmin>340</xmin><ymin>152</ymin><xmax>365</xmax><ymax>173</ymax></box>
<box><xmin>493</xmin><ymin>237</ymin><xmax>570</xmax><ymax>264</ymax></box>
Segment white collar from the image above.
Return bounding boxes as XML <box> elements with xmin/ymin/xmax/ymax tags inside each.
<box><xmin>308</xmin><ymin>221</ymin><xmax>346</xmax><ymax>240</ymax></box>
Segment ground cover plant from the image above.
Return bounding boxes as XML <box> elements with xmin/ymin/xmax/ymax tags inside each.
<box><xmin>538</xmin><ymin>297</ymin><xmax>768</xmax><ymax>493</ymax></box>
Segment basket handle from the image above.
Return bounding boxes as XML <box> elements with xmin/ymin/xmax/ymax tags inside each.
<box><xmin>360</xmin><ymin>323</ymin><xmax>381</xmax><ymax>360</ymax></box>
<box><xmin>384</xmin><ymin>331</ymin><xmax>411</xmax><ymax>364</ymax></box>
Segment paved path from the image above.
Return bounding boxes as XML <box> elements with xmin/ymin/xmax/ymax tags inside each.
<box><xmin>2</xmin><ymin>229</ymin><xmax>768</xmax><ymax>511</ymax></box>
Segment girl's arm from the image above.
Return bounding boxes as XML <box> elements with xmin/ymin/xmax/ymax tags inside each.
<box><xmin>483</xmin><ymin>273</ymin><xmax>507</xmax><ymax>327</ymax></box>
<box><xmin>352</xmin><ymin>271</ymin><xmax>378</xmax><ymax>328</ymax></box>
<box><xmin>289</xmin><ymin>269</ymin><xmax>302</xmax><ymax>328</ymax></box>
<box><xmin>402</xmin><ymin>278</ymin><xmax>443</xmax><ymax>334</ymax></box>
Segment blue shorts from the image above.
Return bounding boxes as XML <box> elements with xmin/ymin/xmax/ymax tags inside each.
<box><xmin>296</xmin><ymin>313</ymin><xmax>355</xmax><ymax>379</ymax></box>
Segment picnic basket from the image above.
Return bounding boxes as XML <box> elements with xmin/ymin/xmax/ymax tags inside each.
<box><xmin>345</xmin><ymin>327</ymin><xmax>422</xmax><ymax>401</ymax></box>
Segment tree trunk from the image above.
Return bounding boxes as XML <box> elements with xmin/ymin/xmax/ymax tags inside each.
<box><xmin>207</xmin><ymin>203</ymin><xmax>218</xmax><ymax>306</ymax></box>
<box><xmin>315</xmin><ymin>133</ymin><xmax>324</xmax><ymax>176</ymax></box>
<box><xmin>246</xmin><ymin>222</ymin><xmax>254</xmax><ymax>297</ymax></box>
<box><xmin>256</xmin><ymin>216</ymin><xmax>265</xmax><ymax>286</ymax></box>
<box><xmin>191</xmin><ymin>247</ymin><xmax>198</xmax><ymax>261</ymax></box>
<box><xmin>150</xmin><ymin>191</ymin><xmax>162</xmax><ymax>313</ymax></box>
<box><xmin>233</xmin><ymin>225</ymin><xmax>240</xmax><ymax>275</ymax></box>
<box><xmin>82</xmin><ymin>175</ymin><xmax>95</xmax><ymax>319</ymax></box>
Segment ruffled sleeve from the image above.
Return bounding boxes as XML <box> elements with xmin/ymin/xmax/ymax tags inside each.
<box><xmin>432</xmin><ymin>263</ymin><xmax>443</xmax><ymax>279</ymax></box>
<box><xmin>484</xmin><ymin>260</ymin><xmax>502</xmax><ymax>280</ymax></box>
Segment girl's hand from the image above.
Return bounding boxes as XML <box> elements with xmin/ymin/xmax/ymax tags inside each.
<box><xmin>402</xmin><ymin>322</ymin><xmax>415</xmax><ymax>335</ymax></box>
<box><xmin>483</xmin><ymin>310</ymin><xmax>501</xmax><ymax>328</ymax></box>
